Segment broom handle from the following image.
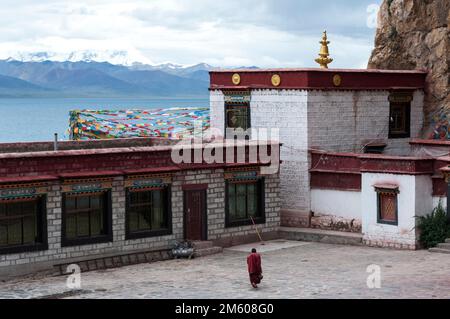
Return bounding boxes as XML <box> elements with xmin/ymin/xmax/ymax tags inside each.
<box><xmin>250</xmin><ymin>216</ymin><xmax>264</xmax><ymax>243</ymax></box>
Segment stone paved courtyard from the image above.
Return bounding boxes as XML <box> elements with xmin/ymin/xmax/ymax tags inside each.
<box><xmin>0</xmin><ymin>240</ymin><xmax>449</xmax><ymax>299</ymax></box>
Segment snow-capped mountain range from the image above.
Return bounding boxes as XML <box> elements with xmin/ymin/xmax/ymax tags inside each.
<box><xmin>5</xmin><ymin>50</ymin><xmax>214</xmax><ymax>70</ymax></box>
<box><xmin>0</xmin><ymin>50</ymin><xmax>256</xmax><ymax>97</ymax></box>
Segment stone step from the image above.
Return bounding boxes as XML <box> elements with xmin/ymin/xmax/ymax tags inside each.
<box><xmin>445</xmin><ymin>238</ymin><xmax>450</xmax><ymax>243</ymax></box>
<box><xmin>429</xmin><ymin>247</ymin><xmax>450</xmax><ymax>254</ymax></box>
<box><xmin>191</xmin><ymin>241</ymin><xmax>214</xmax><ymax>250</ymax></box>
<box><xmin>279</xmin><ymin>227</ymin><xmax>363</xmax><ymax>246</ymax></box>
<box><xmin>436</xmin><ymin>243</ymin><xmax>450</xmax><ymax>249</ymax></box>
<box><xmin>54</xmin><ymin>249</ymin><xmax>172</xmax><ymax>275</ymax></box>
<box><xmin>193</xmin><ymin>246</ymin><xmax>223</xmax><ymax>258</ymax></box>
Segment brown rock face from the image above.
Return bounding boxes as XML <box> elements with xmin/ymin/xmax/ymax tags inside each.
<box><xmin>368</xmin><ymin>0</ymin><xmax>450</xmax><ymax>137</ymax></box>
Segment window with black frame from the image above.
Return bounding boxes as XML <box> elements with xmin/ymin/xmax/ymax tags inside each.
<box><xmin>62</xmin><ymin>191</ymin><xmax>111</xmax><ymax>246</ymax></box>
<box><xmin>388</xmin><ymin>92</ymin><xmax>412</xmax><ymax>138</ymax></box>
<box><xmin>126</xmin><ymin>187</ymin><xmax>171</xmax><ymax>239</ymax></box>
<box><xmin>0</xmin><ymin>196</ymin><xmax>47</xmax><ymax>254</ymax></box>
<box><xmin>226</xmin><ymin>178</ymin><xmax>265</xmax><ymax>227</ymax></box>
<box><xmin>226</xmin><ymin>103</ymin><xmax>250</xmax><ymax>131</ymax></box>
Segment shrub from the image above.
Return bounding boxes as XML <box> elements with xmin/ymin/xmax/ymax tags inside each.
<box><xmin>417</xmin><ymin>201</ymin><xmax>450</xmax><ymax>248</ymax></box>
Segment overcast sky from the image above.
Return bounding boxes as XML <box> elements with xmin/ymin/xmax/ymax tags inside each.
<box><xmin>0</xmin><ymin>0</ymin><xmax>383</xmax><ymax>68</ymax></box>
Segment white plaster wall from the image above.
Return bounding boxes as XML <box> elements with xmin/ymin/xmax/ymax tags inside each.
<box><xmin>307</xmin><ymin>90</ymin><xmax>424</xmax><ymax>155</ymax></box>
<box><xmin>361</xmin><ymin>173</ymin><xmax>418</xmax><ymax>248</ymax></box>
<box><xmin>311</xmin><ymin>189</ymin><xmax>361</xmax><ymax>220</ymax></box>
<box><xmin>414</xmin><ymin>175</ymin><xmax>433</xmax><ymax>217</ymax></box>
<box><xmin>432</xmin><ymin>196</ymin><xmax>447</xmax><ymax>211</ymax></box>
<box><xmin>210</xmin><ymin>90</ymin><xmax>225</xmax><ymax>136</ymax></box>
<box><xmin>250</xmin><ymin>90</ymin><xmax>309</xmax><ymax>212</ymax></box>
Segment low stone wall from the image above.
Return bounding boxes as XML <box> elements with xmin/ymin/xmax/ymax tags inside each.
<box><xmin>0</xmin><ymin>137</ymin><xmax>176</xmax><ymax>154</ymax></box>
<box><xmin>280</xmin><ymin>209</ymin><xmax>311</xmax><ymax>228</ymax></box>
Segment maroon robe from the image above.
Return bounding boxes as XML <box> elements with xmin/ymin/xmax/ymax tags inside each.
<box><xmin>247</xmin><ymin>253</ymin><xmax>262</xmax><ymax>284</ymax></box>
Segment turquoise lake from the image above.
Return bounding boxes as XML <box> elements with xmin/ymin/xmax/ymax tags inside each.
<box><xmin>0</xmin><ymin>97</ymin><xmax>209</xmax><ymax>142</ymax></box>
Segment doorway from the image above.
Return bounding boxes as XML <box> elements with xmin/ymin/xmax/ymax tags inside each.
<box><xmin>183</xmin><ymin>189</ymin><xmax>207</xmax><ymax>241</ymax></box>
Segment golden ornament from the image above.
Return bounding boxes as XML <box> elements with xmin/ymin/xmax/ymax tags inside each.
<box><xmin>333</xmin><ymin>74</ymin><xmax>342</xmax><ymax>87</ymax></box>
<box><xmin>232</xmin><ymin>73</ymin><xmax>241</xmax><ymax>85</ymax></box>
<box><xmin>271</xmin><ymin>74</ymin><xmax>281</xmax><ymax>87</ymax></box>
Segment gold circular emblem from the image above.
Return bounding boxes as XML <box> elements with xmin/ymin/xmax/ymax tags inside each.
<box><xmin>333</xmin><ymin>74</ymin><xmax>342</xmax><ymax>87</ymax></box>
<box><xmin>271</xmin><ymin>74</ymin><xmax>281</xmax><ymax>87</ymax></box>
<box><xmin>232</xmin><ymin>73</ymin><xmax>241</xmax><ymax>85</ymax></box>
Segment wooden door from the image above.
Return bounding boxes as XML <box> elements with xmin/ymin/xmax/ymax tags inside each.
<box><xmin>184</xmin><ymin>190</ymin><xmax>207</xmax><ymax>241</ymax></box>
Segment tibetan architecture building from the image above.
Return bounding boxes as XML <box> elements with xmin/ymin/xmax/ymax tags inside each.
<box><xmin>0</xmin><ymin>138</ymin><xmax>281</xmax><ymax>278</ymax></box>
<box><xmin>1</xmin><ymin>33</ymin><xmax>449</xmax><ymax>279</ymax></box>
<box><xmin>209</xmin><ymin>65</ymin><xmax>450</xmax><ymax>251</ymax></box>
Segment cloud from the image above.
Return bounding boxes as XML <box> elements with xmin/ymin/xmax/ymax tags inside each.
<box><xmin>0</xmin><ymin>0</ymin><xmax>383</xmax><ymax>68</ymax></box>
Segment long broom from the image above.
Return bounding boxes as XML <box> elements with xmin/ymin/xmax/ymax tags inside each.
<box><xmin>250</xmin><ymin>216</ymin><xmax>265</xmax><ymax>245</ymax></box>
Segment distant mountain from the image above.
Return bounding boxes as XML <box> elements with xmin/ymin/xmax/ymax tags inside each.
<box><xmin>0</xmin><ymin>74</ymin><xmax>43</xmax><ymax>89</ymax></box>
<box><xmin>8</xmin><ymin>50</ymin><xmax>151</xmax><ymax>66</ymax></box>
<box><xmin>0</xmin><ymin>74</ymin><xmax>51</xmax><ymax>97</ymax></box>
<box><xmin>0</xmin><ymin>53</ymin><xmax>258</xmax><ymax>97</ymax></box>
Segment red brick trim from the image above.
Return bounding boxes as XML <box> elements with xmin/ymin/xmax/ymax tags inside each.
<box><xmin>310</xmin><ymin>171</ymin><xmax>361</xmax><ymax>191</ymax></box>
<box><xmin>0</xmin><ymin>175</ymin><xmax>58</xmax><ymax>185</ymax></box>
<box><xmin>59</xmin><ymin>171</ymin><xmax>123</xmax><ymax>179</ymax></box>
<box><xmin>210</xmin><ymin>69</ymin><xmax>426</xmax><ymax>91</ymax></box>
<box><xmin>123</xmin><ymin>166</ymin><xmax>181</xmax><ymax>175</ymax></box>
<box><xmin>432</xmin><ymin>176</ymin><xmax>447</xmax><ymax>196</ymax></box>
<box><xmin>311</xmin><ymin>150</ymin><xmax>434</xmax><ymax>175</ymax></box>
<box><xmin>182</xmin><ymin>184</ymin><xmax>209</xmax><ymax>191</ymax></box>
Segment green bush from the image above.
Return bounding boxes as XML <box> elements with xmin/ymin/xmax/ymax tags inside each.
<box><xmin>417</xmin><ymin>201</ymin><xmax>450</xmax><ymax>248</ymax></box>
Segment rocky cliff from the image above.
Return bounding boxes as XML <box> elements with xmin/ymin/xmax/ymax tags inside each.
<box><xmin>368</xmin><ymin>0</ymin><xmax>449</xmax><ymax>137</ymax></box>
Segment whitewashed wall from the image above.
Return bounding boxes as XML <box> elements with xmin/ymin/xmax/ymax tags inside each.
<box><xmin>432</xmin><ymin>196</ymin><xmax>447</xmax><ymax>210</ymax></box>
<box><xmin>210</xmin><ymin>90</ymin><xmax>225</xmax><ymax>135</ymax></box>
<box><xmin>307</xmin><ymin>90</ymin><xmax>424</xmax><ymax>155</ymax></box>
<box><xmin>361</xmin><ymin>173</ymin><xmax>433</xmax><ymax>249</ymax></box>
<box><xmin>310</xmin><ymin>189</ymin><xmax>361</xmax><ymax>231</ymax></box>
<box><xmin>311</xmin><ymin>189</ymin><xmax>361</xmax><ymax>219</ymax></box>
<box><xmin>250</xmin><ymin>90</ymin><xmax>309</xmax><ymax>213</ymax></box>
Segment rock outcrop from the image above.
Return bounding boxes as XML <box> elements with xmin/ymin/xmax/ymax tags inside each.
<box><xmin>368</xmin><ymin>0</ymin><xmax>449</xmax><ymax>136</ymax></box>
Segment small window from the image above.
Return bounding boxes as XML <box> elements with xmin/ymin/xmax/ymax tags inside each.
<box><xmin>376</xmin><ymin>188</ymin><xmax>399</xmax><ymax>225</ymax></box>
<box><xmin>226</xmin><ymin>103</ymin><xmax>250</xmax><ymax>132</ymax></box>
<box><xmin>0</xmin><ymin>196</ymin><xmax>47</xmax><ymax>254</ymax></box>
<box><xmin>388</xmin><ymin>93</ymin><xmax>412</xmax><ymax>139</ymax></box>
<box><xmin>226</xmin><ymin>178</ymin><xmax>265</xmax><ymax>227</ymax></box>
<box><xmin>62</xmin><ymin>191</ymin><xmax>112</xmax><ymax>246</ymax></box>
<box><xmin>126</xmin><ymin>187</ymin><xmax>171</xmax><ymax>239</ymax></box>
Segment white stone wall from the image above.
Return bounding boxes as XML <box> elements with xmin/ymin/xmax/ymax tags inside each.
<box><xmin>310</xmin><ymin>189</ymin><xmax>361</xmax><ymax>231</ymax></box>
<box><xmin>210</xmin><ymin>90</ymin><xmax>225</xmax><ymax>135</ymax></box>
<box><xmin>307</xmin><ymin>90</ymin><xmax>424</xmax><ymax>155</ymax></box>
<box><xmin>0</xmin><ymin>169</ymin><xmax>280</xmax><ymax>275</ymax></box>
<box><xmin>250</xmin><ymin>90</ymin><xmax>309</xmax><ymax>213</ymax></box>
<box><xmin>361</xmin><ymin>173</ymin><xmax>432</xmax><ymax>249</ymax></box>
<box><xmin>432</xmin><ymin>196</ymin><xmax>447</xmax><ymax>210</ymax></box>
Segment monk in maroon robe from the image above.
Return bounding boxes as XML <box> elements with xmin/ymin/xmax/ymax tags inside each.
<box><xmin>247</xmin><ymin>248</ymin><xmax>263</xmax><ymax>288</ymax></box>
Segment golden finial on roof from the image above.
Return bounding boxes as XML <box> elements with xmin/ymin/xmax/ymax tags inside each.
<box><xmin>315</xmin><ymin>31</ymin><xmax>333</xmax><ymax>69</ymax></box>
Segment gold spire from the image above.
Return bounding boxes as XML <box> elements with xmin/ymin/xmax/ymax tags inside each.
<box><xmin>315</xmin><ymin>31</ymin><xmax>333</xmax><ymax>69</ymax></box>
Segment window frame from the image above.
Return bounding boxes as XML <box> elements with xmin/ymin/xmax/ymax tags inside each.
<box><xmin>225</xmin><ymin>178</ymin><xmax>265</xmax><ymax>228</ymax></box>
<box><xmin>388</xmin><ymin>94</ymin><xmax>412</xmax><ymax>139</ymax></box>
<box><xmin>125</xmin><ymin>186</ymin><xmax>172</xmax><ymax>240</ymax></box>
<box><xmin>61</xmin><ymin>190</ymin><xmax>113</xmax><ymax>247</ymax></box>
<box><xmin>376</xmin><ymin>188</ymin><xmax>399</xmax><ymax>226</ymax></box>
<box><xmin>0</xmin><ymin>195</ymin><xmax>48</xmax><ymax>255</ymax></box>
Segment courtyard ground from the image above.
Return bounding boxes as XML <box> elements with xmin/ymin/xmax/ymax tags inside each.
<box><xmin>0</xmin><ymin>240</ymin><xmax>449</xmax><ymax>299</ymax></box>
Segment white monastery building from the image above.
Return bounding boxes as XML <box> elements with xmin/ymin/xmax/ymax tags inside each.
<box><xmin>209</xmin><ymin>65</ymin><xmax>450</xmax><ymax>250</ymax></box>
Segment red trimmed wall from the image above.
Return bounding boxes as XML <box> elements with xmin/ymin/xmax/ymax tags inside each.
<box><xmin>310</xmin><ymin>151</ymin><xmax>446</xmax><ymax>196</ymax></box>
<box><xmin>210</xmin><ymin>69</ymin><xmax>426</xmax><ymax>91</ymax></box>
